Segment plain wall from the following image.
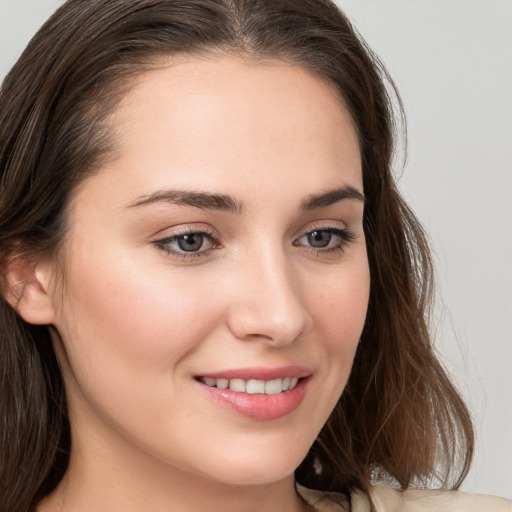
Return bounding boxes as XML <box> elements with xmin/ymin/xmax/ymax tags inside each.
<box><xmin>1</xmin><ymin>0</ymin><xmax>511</xmax><ymax>499</ymax></box>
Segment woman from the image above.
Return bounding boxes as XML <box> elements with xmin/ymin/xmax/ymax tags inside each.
<box><xmin>0</xmin><ymin>1</ymin><xmax>510</xmax><ymax>511</ymax></box>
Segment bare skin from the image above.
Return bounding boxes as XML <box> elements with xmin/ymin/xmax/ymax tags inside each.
<box><xmin>29</xmin><ymin>56</ymin><xmax>367</xmax><ymax>512</ymax></box>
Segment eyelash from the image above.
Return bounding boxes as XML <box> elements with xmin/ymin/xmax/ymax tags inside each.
<box><xmin>293</xmin><ymin>226</ymin><xmax>356</xmax><ymax>256</ymax></box>
<box><xmin>153</xmin><ymin>226</ymin><xmax>356</xmax><ymax>261</ymax></box>
<box><xmin>154</xmin><ymin>227</ymin><xmax>218</xmax><ymax>260</ymax></box>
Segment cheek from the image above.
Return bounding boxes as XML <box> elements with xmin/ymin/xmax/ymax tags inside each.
<box><xmin>53</xmin><ymin>246</ymin><xmax>224</xmax><ymax>404</ymax></box>
<box><xmin>52</xmin><ymin>249</ymin><xmax>227</xmax><ymax>458</ymax></box>
<box><xmin>313</xmin><ymin>260</ymin><xmax>370</xmax><ymax>348</ymax></box>
<box><xmin>308</xmin><ymin>254</ymin><xmax>370</xmax><ymax>394</ymax></box>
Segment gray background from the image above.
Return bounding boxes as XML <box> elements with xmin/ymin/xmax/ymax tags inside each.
<box><xmin>1</xmin><ymin>0</ymin><xmax>511</xmax><ymax>499</ymax></box>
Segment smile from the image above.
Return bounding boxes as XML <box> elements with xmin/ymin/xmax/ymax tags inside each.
<box><xmin>199</xmin><ymin>376</ymin><xmax>300</xmax><ymax>395</ymax></box>
<box><xmin>195</xmin><ymin>369</ymin><xmax>311</xmax><ymax>420</ymax></box>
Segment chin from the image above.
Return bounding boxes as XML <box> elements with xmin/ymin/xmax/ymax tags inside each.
<box><xmin>194</xmin><ymin>442</ymin><xmax>310</xmax><ymax>486</ymax></box>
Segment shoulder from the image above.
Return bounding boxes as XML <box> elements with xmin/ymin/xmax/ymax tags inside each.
<box><xmin>350</xmin><ymin>484</ymin><xmax>512</xmax><ymax>512</ymax></box>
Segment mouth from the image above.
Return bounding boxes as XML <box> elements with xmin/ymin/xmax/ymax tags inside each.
<box><xmin>194</xmin><ymin>367</ymin><xmax>311</xmax><ymax>420</ymax></box>
<box><xmin>197</xmin><ymin>376</ymin><xmax>300</xmax><ymax>395</ymax></box>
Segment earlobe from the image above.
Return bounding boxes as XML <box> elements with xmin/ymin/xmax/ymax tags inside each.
<box><xmin>4</xmin><ymin>257</ymin><xmax>56</xmax><ymax>325</ymax></box>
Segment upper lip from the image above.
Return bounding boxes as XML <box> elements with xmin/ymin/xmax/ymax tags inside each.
<box><xmin>196</xmin><ymin>365</ymin><xmax>312</xmax><ymax>381</ymax></box>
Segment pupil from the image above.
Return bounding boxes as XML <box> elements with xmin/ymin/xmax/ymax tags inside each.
<box><xmin>177</xmin><ymin>234</ymin><xmax>203</xmax><ymax>252</ymax></box>
<box><xmin>308</xmin><ymin>230</ymin><xmax>331</xmax><ymax>248</ymax></box>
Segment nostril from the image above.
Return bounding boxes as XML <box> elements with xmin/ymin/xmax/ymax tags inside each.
<box><xmin>226</xmin><ymin>300</ymin><xmax>310</xmax><ymax>347</ymax></box>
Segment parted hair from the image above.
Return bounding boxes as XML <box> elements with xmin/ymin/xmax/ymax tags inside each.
<box><xmin>0</xmin><ymin>1</ymin><xmax>473</xmax><ymax>511</ymax></box>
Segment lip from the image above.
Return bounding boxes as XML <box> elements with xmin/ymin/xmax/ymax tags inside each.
<box><xmin>198</xmin><ymin>365</ymin><xmax>312</xmax><ymax>381</ymax></box>
<box><xmin>195</xmin><ymin>366</ymin><xmax>312</xmax><ymax>421</ymax></box>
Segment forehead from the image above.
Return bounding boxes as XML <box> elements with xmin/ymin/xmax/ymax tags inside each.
<box><xmin>74</xmin><ymin>56</ymin><xmax>362</xmax><ymax>210</ymax></box>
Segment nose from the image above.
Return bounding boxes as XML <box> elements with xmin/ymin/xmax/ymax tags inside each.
<box><xmin>226</xmin><ymin>248</ymin><xmax>313</xmax><ymax>346</ymax></box>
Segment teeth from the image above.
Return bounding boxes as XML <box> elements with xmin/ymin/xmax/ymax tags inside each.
<box><xmin>229</xmin><ymin>379</ymin><xmax>246</xmax><ymax>392</ymax></box>
<box><xmin>201</xmin><ymin>376</ymin><xmax>301</xmax><ymax>394</ymax></box>
<box><xmin>246</xmin><ymin>379</ymin><xmax>265</xmax><ymax>394</ymax></box>
<box><xmin>265</xmin><ymin>379</ymin><xmax>283</xmax><ymax>395</ymax></box>
<box><xmin>216</xmin><ymin>378</ymin><xmax>228</xmax><ymax>389</ymax></box>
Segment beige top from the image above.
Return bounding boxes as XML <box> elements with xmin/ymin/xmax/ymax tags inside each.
<box><xmin>299</xmin><ymin>484</ymin><xmax>512</xmax><ymax>512</ymax></box>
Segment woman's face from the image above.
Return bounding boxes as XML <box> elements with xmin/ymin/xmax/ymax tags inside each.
<box><xmin>48</xmin><ymin>56</ymin><xmax>369</xmax><ymax>486</ymax></box>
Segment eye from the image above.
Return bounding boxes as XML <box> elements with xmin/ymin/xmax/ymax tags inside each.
<box><xmin>174</xmin><ymin>233</ymin><xmax>206</xmax><ymax>252</ymax></box>
<box><xmin>305</xmin><ymin>230</ymin><xmax>334</xmax><ymax>248</ymax></box>
<box><xmin>295</xmin><ymin>227</ymin><xmax>355</xmax><ymax>252</ymax></box>
<box><xmin>154</xmin><ymin>229</ymin><xmax>220</xmax><ymax>259</ymax></box>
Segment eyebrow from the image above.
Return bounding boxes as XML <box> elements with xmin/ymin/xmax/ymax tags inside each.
<box><xmin>299</xmin><ymin>185</ymin><xmax>365</xmax><ymax>211</ymax></box>
<box><xmin>126</xmin><ymin>184</ymin><xmax>364</xmax><ymax>213</ymax></box>
<box><xmin>126</xmin><ymin>189</ymin><xmax>244</xmax><ymax>214</ymax></box>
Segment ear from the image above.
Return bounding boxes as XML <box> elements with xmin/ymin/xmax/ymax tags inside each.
<box><xmin>4</xmin><ymin>256</ymin><xmax>56</xmax><ymax>325</ymax></box>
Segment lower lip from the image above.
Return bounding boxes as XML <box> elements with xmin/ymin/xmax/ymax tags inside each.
<box><xmin>196</xmin><ymin>377</ymin><xmax>309</xmax><ymax>421</ymax></box>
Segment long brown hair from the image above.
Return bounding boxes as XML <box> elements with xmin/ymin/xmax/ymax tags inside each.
<box><xmin>0</xmin><ymin>1</ymin><xmax>473</xmax><ymax>511</ymax></box>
